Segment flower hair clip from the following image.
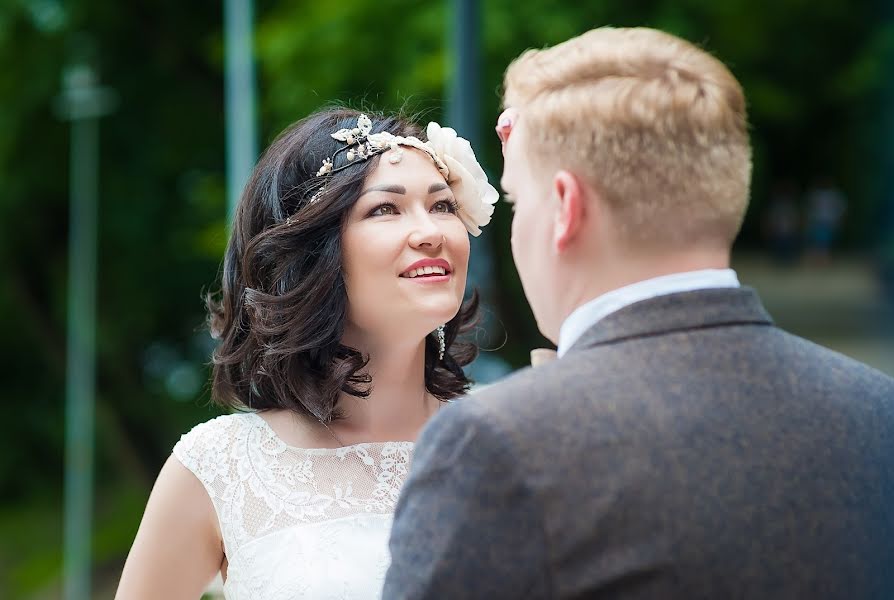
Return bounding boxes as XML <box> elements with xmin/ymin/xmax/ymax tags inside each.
<box><xmin>308</xmin><ymin>114</ymin><xmax>381</xmax><ymax>202</ymax></box>
<box><xmin>304</xmin><ymin>113</ymin><xmax>498</xmax><ymax>236</ymax></box>
<box><xmin>315</xmin><ymin>114</ymin><xmax>376</xmax><ymax>178</ymax></box>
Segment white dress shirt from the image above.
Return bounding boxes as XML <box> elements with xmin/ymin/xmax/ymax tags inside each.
<box><xmin>556</xmin><ymin>269</ymin><xmax>741</xmax><ymax>358</ymax></box>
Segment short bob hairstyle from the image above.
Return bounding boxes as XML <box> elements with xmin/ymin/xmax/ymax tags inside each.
<box><xmin>207</xmin><ymin>108</ymin><xmax>479</xmax><ymax>422</ymax></box>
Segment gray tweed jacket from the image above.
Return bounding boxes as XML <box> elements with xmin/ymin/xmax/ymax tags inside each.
<box><xmin>383</xmin><ymin>287</ymin><xmax>894</xmax><ymax>599</ymax></box>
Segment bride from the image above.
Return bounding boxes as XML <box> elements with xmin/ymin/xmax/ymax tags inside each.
<box><xmin>115</xmin><ymin>108</ymin><xmax>498</xmax><ymax>599</ymax></box>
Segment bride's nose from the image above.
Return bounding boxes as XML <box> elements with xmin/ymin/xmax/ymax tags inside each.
<box><xmin>408</xmin><ymin>213</ymin><xmax>445</xmax><ymax>249</ymax></box>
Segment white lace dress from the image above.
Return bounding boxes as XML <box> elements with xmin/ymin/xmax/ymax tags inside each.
<box><xmin>172</xmin><ymin>412</ymin><xmax>414</xmax><ymax>600</ymax></box>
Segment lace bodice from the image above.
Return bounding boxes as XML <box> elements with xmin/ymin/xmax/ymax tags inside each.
<box><xmin>173</xmin><ymin>412</ymin><xmax>414</xmax><ymax>599</ymax></box>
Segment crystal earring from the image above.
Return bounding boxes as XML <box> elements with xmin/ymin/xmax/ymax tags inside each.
<box><xmin>436</xmin><ymin>325</ymin><xmax>445</xmax><ymax>361</ymax></box>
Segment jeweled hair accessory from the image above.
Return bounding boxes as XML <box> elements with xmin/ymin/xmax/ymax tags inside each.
<box><xmin>314</xmin><ymin>114</ymin><xmax>378</xmax><ymax>177</ymax></box>
<box><xmin>307</xmin><ymin>113</ymin><xmax>498</xmax><ymax>236</ymax></box>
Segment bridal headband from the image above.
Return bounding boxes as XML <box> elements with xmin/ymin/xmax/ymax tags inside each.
<box><xmin>309</xmin><ymin>114</ymin><xmax>498</xmax><ymax>236</ymax></box>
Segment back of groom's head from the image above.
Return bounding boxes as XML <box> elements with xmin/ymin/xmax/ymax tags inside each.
<box><xmin>503</xmin><ymin>27</ymin><xmax>752</xmax><ymax>252</ymax></box>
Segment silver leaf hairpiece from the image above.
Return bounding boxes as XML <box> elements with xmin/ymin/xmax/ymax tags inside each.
<box><xmin>314</xmin><ymin>114</ymin><xmax>379</xmax><ymax>180</ymax></box>
<box><xmin>307</xmin><ymin>114</ymin><xmax>386</xmax><ymax>204</ymax></box>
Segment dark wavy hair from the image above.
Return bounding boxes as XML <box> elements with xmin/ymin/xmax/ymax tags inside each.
<box><xmin>206</xmin><ymin>108</ymin><xmax>480</xmax><ymax>422</ymax></box>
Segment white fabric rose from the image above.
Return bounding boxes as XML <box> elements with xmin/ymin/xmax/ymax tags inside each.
<box><xmin>425</xmin><ymin>122</ymin><xmax>499</xmax><ymax>237</ymax></box>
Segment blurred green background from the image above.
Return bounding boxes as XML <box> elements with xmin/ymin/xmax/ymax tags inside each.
<box><xmin>2</xmin><ymin>0</ymin><xmax>893</xmax><ymax>597</ymax></box>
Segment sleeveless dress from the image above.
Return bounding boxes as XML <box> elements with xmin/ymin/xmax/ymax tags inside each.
<box><xmin>172</xmin><ymin>412</ymin><xmax>414</xmax><ymax>599</ymax></box>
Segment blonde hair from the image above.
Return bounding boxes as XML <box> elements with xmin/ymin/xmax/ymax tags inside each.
<box><xmin>504</xmin><ymin>27</ymin><xmax>752</xmax><ymax>250</ymax></box>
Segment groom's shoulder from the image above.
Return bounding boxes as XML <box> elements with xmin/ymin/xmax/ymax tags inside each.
<box><xmin>472</xmin><ymin>360</ymin><xmax>563</xmax><ymax>402</ymax></box>
<box><xmin>472</xmin><ymin>344</ymin><xmax>620</xmax><ymax>401</ymax></box>
<box><xmin>459</xmin><ymin>355</ymin><xmax>602</xmax><ymax>424</ymax></box>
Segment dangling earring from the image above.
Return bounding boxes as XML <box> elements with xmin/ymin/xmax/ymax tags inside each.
<box><xmin>436</xmin><ymin>325</ymin><xmax>446</xmax><ymax>361</ymax></box>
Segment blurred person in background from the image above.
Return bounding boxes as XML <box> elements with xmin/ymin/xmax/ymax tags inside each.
<box><xmin>384</xmin><ymin>27</ymin><xmax>894</xmax><ymax>599</ymax></box>
<box><xmin>114</xmin><ymin>107</ymin><xmax>497</xmax><ymax>599</ymax></box>
<box><xmin>762</xmin><ymin>178</ymin><xmax>801</xmax><ymax>264</ymax></box>
<box><xmin>804</xmin><ymin>175</ymin><xmax>847</xmax><ymax>265</ymax></box>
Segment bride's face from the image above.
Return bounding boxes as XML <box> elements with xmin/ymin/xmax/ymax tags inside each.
<box><xmin>341</xmin><ymin>148</ymin><xmax>470</xmax><ymax>343</ymax></box>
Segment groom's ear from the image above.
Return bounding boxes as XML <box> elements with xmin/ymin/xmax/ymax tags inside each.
<box><xmin>552</xmin><ymin>170</ymin><xmax>588</xmax><ymax>253</ymax></box>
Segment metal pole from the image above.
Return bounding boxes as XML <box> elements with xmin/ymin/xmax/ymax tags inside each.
<box><xmin>446</xmin><ymin>0</ymin><xmax>510</xmax><ymax>381</ymax></box>
<box><xmin>57</xmin><ymin>62</ymin><xmax>115</xmax><ymax>600</ymax></box>
<box><xmin>224</xmin><ymin>0</ymin><xmax>258</xmax><ymax>224</ymax></box>
<box><xmin>63</xmin><ymin>102</ymin><xmax>97</xmax><ymax>600</ymax></box>
<box><xmin>447</xmin><ymin>0</ymin><xmax>484</xmax><ymax>294</ymax></box>
<box><xmin>447</xmin><ymin>0</ymin><xmax>481</xmax><ymax>148</ymax></box>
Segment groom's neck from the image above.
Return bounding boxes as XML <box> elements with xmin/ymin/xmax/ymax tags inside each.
<box><xmin>558</xmin><ymin>247</ymin><xmax>732</xmax><ymax>322</ymax></box>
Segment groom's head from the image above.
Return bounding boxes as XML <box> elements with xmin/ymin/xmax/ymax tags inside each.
<box><xmin>499</xmin><ymin>27</ymin><xmax>752</xmax><ymax>342</ymax></box>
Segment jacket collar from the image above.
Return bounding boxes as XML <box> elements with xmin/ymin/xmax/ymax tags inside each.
<box><xmin>567</xmin><ymin>287</ymin><xmax>774</xmax><ymax>354</ymax></box>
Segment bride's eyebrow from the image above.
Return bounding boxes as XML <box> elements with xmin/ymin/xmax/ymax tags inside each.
<box><xmin>360</xmin><ymin>184</ymin><xmax>405</xmax><ymax>196</ymax></box>
<box><xmin>359</xmin><ymin>182</ymin><xmax>449</xmax><ymax>196</ymax></box>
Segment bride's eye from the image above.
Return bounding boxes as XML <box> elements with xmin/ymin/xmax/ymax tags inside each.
<box><xmin>370</xmin><ymin>203</ymin><xmax>398</xmax><ymax>217</ymax></box>
<box><xmin>432</xmin><ymin>199</ymin><xmax>458</xmax><ymax>214</ymax></box>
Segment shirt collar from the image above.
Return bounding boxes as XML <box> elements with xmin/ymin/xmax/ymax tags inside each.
<box><xmin>557</xmin><ymin>268</ymin><xmax>741</xmax><ymax>358</ymax></box>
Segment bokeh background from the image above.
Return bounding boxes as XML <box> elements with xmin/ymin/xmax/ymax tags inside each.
<box><xmin>2</xmin><ymin>0</ymin><xmax>893</xmax><ymax>597</ymax></box>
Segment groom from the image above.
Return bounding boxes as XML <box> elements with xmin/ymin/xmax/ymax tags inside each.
<box><xmin>383</xmin><ymin>27</ymin><xmax>894</xmax><ymax>599</ymax></box>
